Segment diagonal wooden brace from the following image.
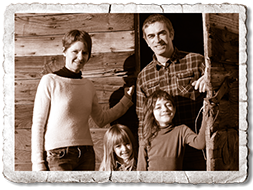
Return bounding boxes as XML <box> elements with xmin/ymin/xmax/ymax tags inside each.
<box><xmin>208</xmin><ymin>77</ymin><xmax>229</xmax><ymax>106</ymax></box>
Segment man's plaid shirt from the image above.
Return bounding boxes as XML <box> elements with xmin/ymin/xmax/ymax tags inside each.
<box><xmin>136</xmin><ymin>47</ymin><xmax>206</xmax><ymax>140</ymax></box>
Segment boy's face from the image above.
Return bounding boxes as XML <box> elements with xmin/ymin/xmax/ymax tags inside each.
<box><xmin>153</xmin><ymin>98</ymin><xmax>176</xmax><ymax>127</ymax></box>
<box><xmin>144</xmin><ymin>21</ymin><xmax>174</xmax><ymax>59</ymax></box>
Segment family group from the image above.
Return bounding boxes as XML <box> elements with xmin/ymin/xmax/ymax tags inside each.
<box><xmin>32</xmin><ymin>14</ymin><xmax>208</xmax><ymax>171</ymax></box>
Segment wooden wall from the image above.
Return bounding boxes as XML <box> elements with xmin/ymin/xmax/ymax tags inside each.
<box><xmin>203</xmin><ymin>13</ymin><xmax>239</xmax><ymax>170</ymax></box>
<box><xmin>14</xmin><ymin>13</ymin><xmax>138</xmax><ymax>171</ymax></box>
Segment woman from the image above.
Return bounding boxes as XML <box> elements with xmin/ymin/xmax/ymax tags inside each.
<box><xmin>31</xmin><ymin>30</ymin><xmax>134</xmax><ymax>171</ymax></box>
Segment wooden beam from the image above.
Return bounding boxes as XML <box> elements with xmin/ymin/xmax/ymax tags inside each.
<box><xmin>15</xmin><ymin>31</ymin><xmax>135</xmax><ymax>56</ymax></box>
<box><xmin>15</xmin><ymin>13</ymin><xmax>134</xmax><ymax>36</ymax></box>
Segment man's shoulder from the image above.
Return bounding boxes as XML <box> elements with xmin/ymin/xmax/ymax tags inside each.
<box><xmin>176</xmin><ymin>49</ymin><xmax>204</xmax><ymax>59</ymax></box>
<box><xmin>138</xmin><ymin>61</ymin><xmax>156</xmax><ymax>76</ymax></box>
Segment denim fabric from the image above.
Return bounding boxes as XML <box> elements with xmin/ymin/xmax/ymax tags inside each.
<box><xmin>46</xmin><ymin>146</ymin><xmax>95</xmax><ymax>171</ymax></box>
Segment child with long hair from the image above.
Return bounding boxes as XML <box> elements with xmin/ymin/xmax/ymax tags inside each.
<box><xmin>99</xmin><ymin>124</ymin><xmax>137</xmax><ymax>171</ymax></box>
<box><xmin>137</xmin><ymin>89</ymin><xmax>207</xmax><ymax>171</ymax></box>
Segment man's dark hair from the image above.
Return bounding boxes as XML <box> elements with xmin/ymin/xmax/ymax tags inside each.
<box><xmin>142</xmin><ymin>14</ymin><xmax>174</xmax><ymax>39</ymax></box>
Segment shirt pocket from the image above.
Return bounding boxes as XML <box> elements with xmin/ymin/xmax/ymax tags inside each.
<box><xmin>145</xmin><ymin>80</ymin><xmax>160</xmax><ymax>97</ymax></box>
<box><xmin>176</xmin><ymin>71</ymin><xmax>194</xmax><ymax>94</ymax></box>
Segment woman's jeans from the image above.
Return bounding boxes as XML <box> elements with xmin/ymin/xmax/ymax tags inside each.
<box><xmin>46</xmin><ymin>146</ymin><xmax>95</xmax><ymax>171</ymax></box>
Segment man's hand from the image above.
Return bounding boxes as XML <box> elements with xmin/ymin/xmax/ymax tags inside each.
<box><xmin>192</xmin><ymin>75</ymin><xmax>208</xmax><ymax>93</ymax></box>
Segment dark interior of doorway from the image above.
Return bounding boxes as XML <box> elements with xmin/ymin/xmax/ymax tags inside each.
<box><xmin>139</xmin><ymin>13</ymin><xmax>204</xmax><ymax>70</ymax></box>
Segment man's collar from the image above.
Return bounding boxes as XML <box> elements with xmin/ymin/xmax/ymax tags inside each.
<box><xmin>153</xmin><ymin>47</ymin><xmax>180</xmax><ymax>71</ymax></box>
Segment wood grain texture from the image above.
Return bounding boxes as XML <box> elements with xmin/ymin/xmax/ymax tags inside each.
<box><xmin>15</xmin><ymin>13</ymin><xmax>134</xmax><ymax>36</ymax></box>
<box><xmin>208</xmin><ymin>13</ymin><xmax>239</xmax><ymax>34</ymax></box>
<box><xmin>15</xmin><ymin>31</ymin><xmax>135</xmax><ymax>56</ymax></box>
<box><xmin>15</xmin><ymin>52</ymin><xmax>134</xmax><ymax>81</ymax></box>
<box><xmin>203</xmin><ymin>13</ymin><xmax>239</xmax><ymax>171</ymax></box>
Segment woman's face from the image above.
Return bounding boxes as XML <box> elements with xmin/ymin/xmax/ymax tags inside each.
<box><xmin>153</xmin><ymin>98</ymin><xmax>176</xmax><ymax>127</ymax></box>
<box><xmin>114</xmin><ymin>142</ymin><xmax>132</xmax><ymax>164</ymax></box>
<box><xmin>63</xmin><ymin>41</ymin><xmax>89</xmax><ymax>73</ymax></box>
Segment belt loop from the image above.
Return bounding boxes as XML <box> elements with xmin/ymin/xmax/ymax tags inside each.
<box><xmin>77</xmin><ymin>147</ymin><xmax>81</xmax><ymax>158</ymax></box>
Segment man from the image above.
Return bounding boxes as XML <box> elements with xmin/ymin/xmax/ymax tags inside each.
<box><xmin>136</xmin><ymin>14</ymin><xmax>207</xmax><ymax>170</ymax></box>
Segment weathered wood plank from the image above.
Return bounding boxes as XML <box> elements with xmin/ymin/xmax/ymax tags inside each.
<box><xmin>211</xmin><ymin>66</ymin><xmax>239</xmax><ymax>89</ymax></box>
<box><xmin>15</xmin><ymin>31</ymin><xmax>135</xmax><ymax>56</ymax></box>
<box><xmin>15</xmin><ymin>163</ymin><xmax>32</xmax><ymax>171</ymax></box>
<box><xmin>206</xmin><ymin>14</ymin><xmax>239</xmax><ymax>66</ymax></box>
<box><xmin>209</xmin><ymin>13</ymin><xmax>239</xmax><ymax>34</ymax></box>
<box><xmin>15</xmin><ymin>13</ymin><xmax>135</xmax><ymax>36</ymax></box>
<box><xmin>15</xmin><ymin>104</ymin><xmax>33</xmax><ymax>129</ymax></box>
<box><xmin>209</xmin><ymin>27</ymin><xmax>238</xmax><ymax>65</ymax></box>
<box><xmin>15</xmin><ymin>52</ymin><xmax>134</xmax><ymax>80</ymax></box>
<box><xmin>15</xmin><ymin>128</ymin><xmax>107</xmax><ymax>171</ymax></box>
<box><xmin>203</xmin><ymin>13</ymin><xmax>239</xmax><ymax>171</ymax></box>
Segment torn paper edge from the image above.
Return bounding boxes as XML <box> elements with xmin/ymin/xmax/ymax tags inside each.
<box><xmin>2</xmin><ymin>3</ymin><xmax>248</xmax><ymax>184</ymax></box>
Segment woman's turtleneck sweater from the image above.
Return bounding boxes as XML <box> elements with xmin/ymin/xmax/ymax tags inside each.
<box><xmin>137</xmin><ymin>120</ymin><xmax>206</xmax><ymax>171</ymax></box>
<box><xmin>53</xmin><ymin>66</ymin><xmax>82</xmax><ymax>79</ymax></box>
<box><xmin>32</xmin><ymin>67</ymin><xmax>133</xmax><ymax>171</ymax></box>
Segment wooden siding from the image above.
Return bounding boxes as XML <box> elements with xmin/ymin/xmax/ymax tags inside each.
<box><xmin>203</xmin><ymin>13</ymin><xmax>239</xmax><ymax>171</ymax></box>
<box><xmin>15</xmin><ymin>13</ymin><xmax>137</xmax><ymax>171</ymax></box>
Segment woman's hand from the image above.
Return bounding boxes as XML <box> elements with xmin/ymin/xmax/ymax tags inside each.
<box><xmin>124</xmin><ymin>85</ymin><xmax>135</xmax><ymax>99</ymax></box>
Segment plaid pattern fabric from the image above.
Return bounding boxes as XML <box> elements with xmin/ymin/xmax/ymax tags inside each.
<box><xmin>136</xmin><ymin>48</ymin><xmax>206</xmax><ymax>140</ymax></box>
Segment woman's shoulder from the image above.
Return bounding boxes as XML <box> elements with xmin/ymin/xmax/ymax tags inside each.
<box><xmin>39</xmin><ymin>73</ymin><xmax>55</xmax><ymax>84</ymax></box>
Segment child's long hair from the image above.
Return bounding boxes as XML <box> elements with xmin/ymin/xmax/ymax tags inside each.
<box><xmin>142</xmin><ymin>90</ymin><xmax>175</xmax><ymax>147</ymax></box>
<box><xmin>99</xmin><ymin>124</ymin><xmax>137</xmax><ymax>171</ymax></box>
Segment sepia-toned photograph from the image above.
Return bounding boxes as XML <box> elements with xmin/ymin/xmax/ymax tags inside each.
<box><xmin>1</xmin><ymin>2</ymin><xmax>248</xmax><ymax>185</ymax></box>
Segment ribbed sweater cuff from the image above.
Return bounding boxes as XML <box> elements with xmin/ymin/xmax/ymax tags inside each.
<box><xmin>120</xmin><ymin>95</ymin><xmax>134</xmax><ymax>108</ymax></box>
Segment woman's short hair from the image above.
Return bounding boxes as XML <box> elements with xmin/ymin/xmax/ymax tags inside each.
<box><xmin>142</xmin><ymin>14</ymin><xmax>174</xmax><ymax>39</ymax></box>
<box><xmin>62</xmin><ymin>29</ymin><xmax>92</xmax><ymax>60</ymax></box>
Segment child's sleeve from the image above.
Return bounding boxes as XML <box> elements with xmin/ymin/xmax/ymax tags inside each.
<box><xmin>136</xmin><ymin>140</ymin><xmax>148</xmax><ymax>171</ymax></box>
<box><xmin>31</xmin><ymin>75</ymin><xmax>51</xmax><ymax>171</ymax></box>
<box><xmin>184</xmin><ymin>116</ymin><xmax>207</xmax><ymax>150</ymax></box>
<box><xmin>90</xmin><ymin>85</ymin><xmax>133</xmax><ymax>128</ymax></box>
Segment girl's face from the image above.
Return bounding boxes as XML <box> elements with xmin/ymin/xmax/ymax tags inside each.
<box><xmin>63</xmin><ymin>41</ymin><xmax>89</xmax><ymax>73</ymax></box>
<box><xmin>153</xmin><ymin>98</ymin><xmax>176</xmax><ymax>127</ymax></box>
<box><xmin>114</xmin><ymin>142</ymin><xmax>132</xmax><ymax>164</ymax></box>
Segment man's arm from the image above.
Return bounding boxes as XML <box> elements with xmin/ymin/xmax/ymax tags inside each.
<box><xmin>136</xmin><ymin>75</ymin><xmax>146</xmax><ymax>141</ymax></box>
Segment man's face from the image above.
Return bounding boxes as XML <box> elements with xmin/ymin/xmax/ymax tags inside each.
<box><xmin>144</xmin><ymin>21</ymin><xmax>174</xmax><ymax>58</ymax></box>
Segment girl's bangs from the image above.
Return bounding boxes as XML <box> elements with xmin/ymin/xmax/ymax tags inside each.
<box><xmin>111</xmin><ymin>129</ymin><xmax>131</xmax><ymax>146</ymax></box>
<box><xmin>153</xmin><ymin>91</ymin><xmax>175</xmax><ymax>107</ymax></box>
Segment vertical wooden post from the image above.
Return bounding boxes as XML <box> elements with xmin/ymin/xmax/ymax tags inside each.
<box><xmin>202</xmin><ymin>13</ymin><xmax>239</xmax><ymax>171</ymax></box>
<box><xmin>203</xmin><ymin>13</ymin><xmax>214</xmax><ymax>171</ymax></box>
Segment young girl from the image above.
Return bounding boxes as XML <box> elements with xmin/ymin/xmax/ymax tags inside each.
<box><xmin>99</xmin><ymin>124</ymin><xmax>137</xmax><ymax>171</ymax></box>
<box><xmin>31</xmin><ymin>30</ymin><xmax>134</xmax><ymax>171</ymax></box>
<box><xmin>137</xmin><ymin>89</ymin><xmax>207</xmax><ymax>171</ymax></box>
